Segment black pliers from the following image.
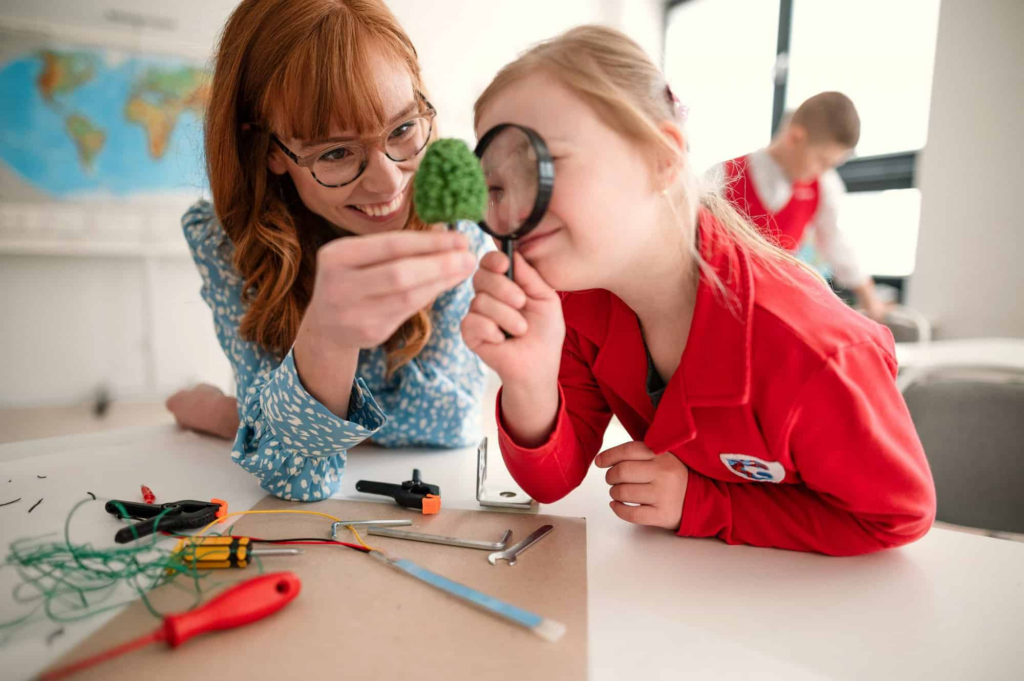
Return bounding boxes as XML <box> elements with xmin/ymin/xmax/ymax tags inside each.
<box><xmin>104</xmin><ymin>499</ymin><xmax>225</xmax><ymax>544</ymax></box>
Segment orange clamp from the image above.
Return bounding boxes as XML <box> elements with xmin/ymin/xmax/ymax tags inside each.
<box><xmin>422</xmin><ymin>494</ymin><xmax>441</xmax><ymax>515</ymax></box>
<box><xmin>211</xmin><ymin>498</ymin><xmax>229</xmax><ymax>521</ymax></box>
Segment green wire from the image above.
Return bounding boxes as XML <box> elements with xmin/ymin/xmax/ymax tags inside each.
<box><xmin>0</xmin><ymin>494</ymin><xmax>263</xmax><ymax>642</ymax></box>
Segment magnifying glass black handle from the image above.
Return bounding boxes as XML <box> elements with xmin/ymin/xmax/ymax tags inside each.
<box><xmin>503</xmin><ymin>239</ymin><xmax>515</xmax><ymax>282</ymax></box>
<box><xmin>503</xmin><ymin>239</ymin><xmax>515</xmax><ymax>339</ymax></box>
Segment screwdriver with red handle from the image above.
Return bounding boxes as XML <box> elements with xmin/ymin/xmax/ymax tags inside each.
<box><xmin>40</xmin><ymin>571</ymin><xmax>301</xmax><ymax>681</ymax></box>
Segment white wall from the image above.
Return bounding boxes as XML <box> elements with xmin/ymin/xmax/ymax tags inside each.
<box><xmin>908</xmin><ymin>0</ymin><xmax>1024</xmax><ymax>339</ymax></box>
<box><xmin>0</xmin><ymin>0</ymin><xmax>664</xmax><ymax>408</ymax></box>
<box><xmin>394</xmin><ymin>0</ymin><xmax>664</xmax><ymax>144</ymax></box>
<box><xmin>0</xmin><ymin>252</ymin><xmax>231</xmax><ymax>407</ymax></box>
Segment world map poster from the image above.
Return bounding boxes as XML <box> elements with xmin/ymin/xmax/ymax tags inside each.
<box><xmin>0</xmin><ymin>27</ymin><xmax>211</xmax><ymax>201</ymax></box>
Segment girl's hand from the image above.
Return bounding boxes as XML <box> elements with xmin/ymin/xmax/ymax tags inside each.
<box><xmin>595</xmin><ymin>441</ymin><xmax>689</xmax><ymax>531</ymax></box>
<box><xmin>304</xmin><ymin>229</ymin><xmax>477</xmax><ymax>351</ymax></box>
<box><xmin>461</xmin><ymin>250</ymin><xmax>565</xmax><ymax>390</ymax></box>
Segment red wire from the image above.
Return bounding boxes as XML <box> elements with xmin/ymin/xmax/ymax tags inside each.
<box><xmin>40</xmin><ymin>629</ymin><xmax>165</xmax><ymax>681</ymax></box>
<box><xmin>249</xmin><ymin>538</ymin><xmax>371</xmax><ymax>553</ymax></box>
<box><xmin>160</xmin><ymin>532</ymin><xmax>369</xmax><ymax>553</ymax></box>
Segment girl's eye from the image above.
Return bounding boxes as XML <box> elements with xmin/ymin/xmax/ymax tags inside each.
<box><xmin>488</xmin><ymin>187</ymin><xmax>505</xmax><ymax>202</ymax></box>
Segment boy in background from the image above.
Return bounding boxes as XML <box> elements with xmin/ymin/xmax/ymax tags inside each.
<box><xmin>712</xmin><ymin>92</ymin><xmax>889</xmax><ymax>321</ymax></box>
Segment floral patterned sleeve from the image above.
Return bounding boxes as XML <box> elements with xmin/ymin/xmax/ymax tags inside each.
<box><xmin>181</xmin><ymin>200</ymin><xmax>386</xmax><ymax>501</ymax></box>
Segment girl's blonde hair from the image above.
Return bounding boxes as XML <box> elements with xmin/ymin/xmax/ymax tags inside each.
<box><xmin>206</xmin><ymin>0</ymin><xmax>434</xmax><ymax>375</ymax></box>
<box><xmin>474</xmin><ymin>25</ymin><xmax>827</xmax><ymax>296</ymax></box>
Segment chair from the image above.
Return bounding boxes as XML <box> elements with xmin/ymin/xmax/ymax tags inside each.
<box><xmin>901</xmin><ymin>365</ymin><xmax>1024</xmax><ymax>535</ymax></box>
<box><xmin>884</xmin><ymin>305</ymin><xmax>933</xmax><ymax>344</ymax></box>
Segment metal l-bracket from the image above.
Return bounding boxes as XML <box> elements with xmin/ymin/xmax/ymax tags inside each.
<box><xmin>476</xmin><ymin>436</ymin><xmax>534</xmax><ymax>510</ymax></box>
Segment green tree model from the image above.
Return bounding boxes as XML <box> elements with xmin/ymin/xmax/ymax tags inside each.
<box><xmin>414</xmin><ymin>138</ymin><xmax>487</xmax><ymax>227</ymax></box>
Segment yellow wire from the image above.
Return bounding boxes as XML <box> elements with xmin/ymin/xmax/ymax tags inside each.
<box><xmin>347</xmin><ymin>525</ymin><xmax>371</xmax><ymax>551</ymax></box>
<box><xmin>191</xmin><ymin>509</ymin><xmax>377</xmax><ymax>551</ymax></box>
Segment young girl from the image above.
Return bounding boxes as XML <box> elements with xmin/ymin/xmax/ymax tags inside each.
<box><xmin>174</xmin><ymin>0</ymin><xmax>489</xmax><ymax>501</ymax></box>
<box><xmin>463</xmin><ymin>26</ymin><xmax>936</xmax><ymax>555</ymax></box>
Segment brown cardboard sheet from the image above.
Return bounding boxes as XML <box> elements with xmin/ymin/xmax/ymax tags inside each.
<box><xmin>46</xmin><ymin>497</ymin><xmax>588</xmax><ymax>681</ymax></box>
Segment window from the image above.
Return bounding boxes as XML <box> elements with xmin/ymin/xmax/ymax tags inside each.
<box><xmin>785</xmin><ymin>0</ymin><xmax>941</xmax><ymax>157</ymax></box>
<box><xmin>664</xmin><ymin>0</ymin><xmax>941</xmax><ymax>287</ymax></box>
<box><xmin>842</xmin><ymin>189</ymin><xmax>921</xmax><ymax>277</ymax></box>
<box><xmin>663</xmin><ymin>0</ymin><xmax>779</xmax><ymax>173</ymax></box>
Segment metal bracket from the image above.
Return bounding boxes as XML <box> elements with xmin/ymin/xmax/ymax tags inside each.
<box><xmin>476</xmin><ymin>436</ymin><xmax>534</xmax><ymax>511</ymax></box>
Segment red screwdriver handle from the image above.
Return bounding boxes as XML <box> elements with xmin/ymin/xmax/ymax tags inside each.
<box><xmin>162</xmin><ymin>571</ymin><xmax>301</xmax><ymax>648</ymax></box>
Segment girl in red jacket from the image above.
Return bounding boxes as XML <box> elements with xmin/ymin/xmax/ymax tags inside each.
<box><xmin>462</xmin><ymin>26</ymin><xmax>936</xmax><ymax>556</ymax></box>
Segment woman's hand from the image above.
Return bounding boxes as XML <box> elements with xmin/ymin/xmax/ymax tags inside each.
<box><xmin>461</xmin><ymin>251</ymin><xmax>565</xmax><ymax>446</ymax></box>
<box><xmin>294</xmin><ymin>229</ymin><xmax>476</xmax><ymax>417</ymax></box>
<box><xmin>303</xmin><ymin>229</ymin><xmax>477</xmax><ymax>350</ymax></box>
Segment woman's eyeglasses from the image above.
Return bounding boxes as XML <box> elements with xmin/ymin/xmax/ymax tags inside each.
<box><xmin>270</xmin><ymin>96</ymin><xmax>436</xmax><ymax>188</ymax></box>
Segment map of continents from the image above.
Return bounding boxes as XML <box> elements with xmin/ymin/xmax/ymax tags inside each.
<box><xmin>0</xmin><ymin>45</ymin><xmax>210</xmax><ymax>198</ymax></box>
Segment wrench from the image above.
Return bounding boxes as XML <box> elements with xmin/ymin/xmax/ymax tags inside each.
<box><xmin>487</xmin><ymin>525</ymin><xmax>554</xmax><ymax>566</ymax></box>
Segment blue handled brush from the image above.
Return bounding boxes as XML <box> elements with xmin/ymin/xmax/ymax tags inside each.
<box><xmin>369</xmin><ymin>550</ymin><xmax>566</xmax><ymax>642</ymax></box>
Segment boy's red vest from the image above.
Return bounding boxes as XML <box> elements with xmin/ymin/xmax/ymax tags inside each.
<box><xmin>722</xmin><ymin>154</ymin><xmax>819</xmax><ymax>251</ymax></box>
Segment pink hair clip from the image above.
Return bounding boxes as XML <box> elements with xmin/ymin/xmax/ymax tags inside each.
<box><xmin>665</xmin><ymin>84</ymin><xmax>689</xmax><ymax>121</ymax></box>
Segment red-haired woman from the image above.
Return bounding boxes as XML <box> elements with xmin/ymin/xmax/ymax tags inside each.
<box><xmin>168</xmin><ymin>0</ymin><xmax>488</xmax><ymax>501</ymax></box>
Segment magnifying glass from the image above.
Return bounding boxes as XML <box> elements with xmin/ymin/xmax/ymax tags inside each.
<box><xmin>474</xmin><ymin>124</ymin><xmax>554</xmax><ymax>281</ymax></box>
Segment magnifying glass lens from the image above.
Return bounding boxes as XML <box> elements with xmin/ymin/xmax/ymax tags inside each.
<box><xmin>479</xmin><ymin>127</ymin><xmax>540</xmax><ymax>237</ymax></box>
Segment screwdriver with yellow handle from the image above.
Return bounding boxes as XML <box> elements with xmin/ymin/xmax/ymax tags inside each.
<box><xmin>172</xmin><ymin>536</ymin><xmax>302</xmax><ymax>569</ymax></box>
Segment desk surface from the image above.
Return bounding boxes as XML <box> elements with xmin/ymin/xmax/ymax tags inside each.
<box><xmin>1</xmin><ymin>425</ymin><xmax>1022</xmax><ymax>681</ymax></box>
<box><xmin>896</xmin><ymin>337</ymin><xmax>1024</xmax><ymax>369</ymax></box>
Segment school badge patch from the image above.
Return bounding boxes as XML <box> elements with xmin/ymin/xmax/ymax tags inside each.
<box><xmin>719</xmin><ymin>453</ymin><xmax>786</xmax><ymax>483</ymax></box>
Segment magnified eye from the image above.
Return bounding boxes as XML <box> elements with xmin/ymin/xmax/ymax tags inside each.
<box><xmin>488</xmin><ymin>187</ymin><xmax>505</xmax><ymax>203</ymax></box>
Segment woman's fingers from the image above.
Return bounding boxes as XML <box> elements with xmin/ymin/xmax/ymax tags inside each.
<box><xmin>469</xmin><ymin>293</ymin><xmax>528</xmax><ymax>336</ymax></box>
<box><xmin>358</xmin><ymin>250</ymin><xmax>477</xmax><ymax>296</ymax></box>
<box><xmin>364</xmin><ymin>269</ymin><xmax>471</xmax><ymax>321</ymax></box>
<box><xmin>326</xmin><ymin>229</ymin><xmax>469</xmax><ymax>267</ymax></box>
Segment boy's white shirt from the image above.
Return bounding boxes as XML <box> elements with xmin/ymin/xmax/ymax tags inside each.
<box><xmin>708</xmin><ymin>148</ymin><xmax>868</xmax><ymax>289</ymax></box>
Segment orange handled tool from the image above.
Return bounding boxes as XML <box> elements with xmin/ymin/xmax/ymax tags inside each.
<box><xmin>40</xmin><ymin>572</ymin><xmax>301</xmax><ymax>680</ymax></box>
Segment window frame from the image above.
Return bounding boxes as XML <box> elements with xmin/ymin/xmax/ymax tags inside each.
<box><xmin>664</xmin><ymin>0</ymin><xmax>924</xmax><ymax>291</ymax></box>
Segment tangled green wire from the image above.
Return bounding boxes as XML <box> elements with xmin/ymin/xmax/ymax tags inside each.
<box><xmin>0</xmin><ymin>496</ymin><xmax>254</xmax><ymax>643</ymax></box>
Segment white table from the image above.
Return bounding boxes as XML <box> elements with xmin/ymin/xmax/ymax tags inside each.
<box><xmin>896</xmin><ymin>337</ymin><xmax>1024</xmax><ymax>370</ymax></box>
<box><xmin>2</xmin><ymin>424</ymin><xmax>1023</xmax><ymax>681</ymax></box>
